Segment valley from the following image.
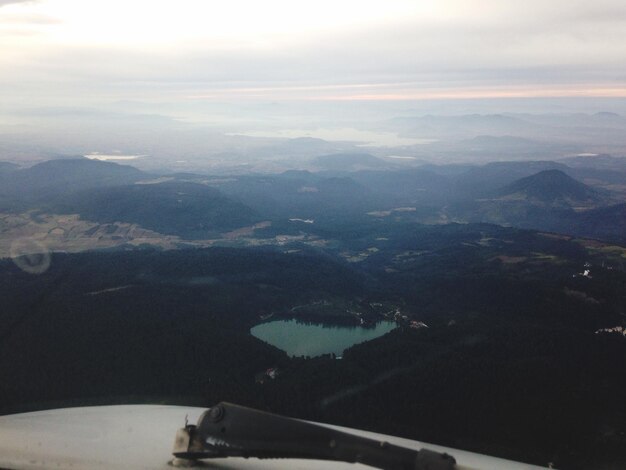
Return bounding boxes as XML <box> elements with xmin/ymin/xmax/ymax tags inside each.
<box><xmin>1</xmin><ymin>156</ymin><xmax>626</xmax><ymax>469</ymax></box>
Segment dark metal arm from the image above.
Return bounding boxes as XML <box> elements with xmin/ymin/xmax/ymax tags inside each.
<box><xmin>173</xmin><ymin>402</ymin><xmax>456</xmax><ymax>470</ymax></box>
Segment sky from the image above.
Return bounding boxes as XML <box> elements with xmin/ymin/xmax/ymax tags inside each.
<box><xmin>1</xmin><ymin>0</ymin><xmax>626</xmax><ymax>110</ymax></box>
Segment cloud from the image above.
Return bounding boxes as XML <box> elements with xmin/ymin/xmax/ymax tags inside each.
<box><xmin>0</xmin><ymin>0</ymin><xmax>37</xmax><ymax>7</ymax></box>
<box><xmin>1</xmin><ymin>0</ymin><xmax>626</xmax><ymax>107</ymax></box>
<box><xmin>0</xmin><ymin>12</ymin><xmax>60</xmax><ymax>24</ymax></box>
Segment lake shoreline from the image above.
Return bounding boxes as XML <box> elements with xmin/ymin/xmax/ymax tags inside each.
<box><xmin>250</xmin><ymin>318</ymin><xmax>397</xmax><ymax>358</ymax></box>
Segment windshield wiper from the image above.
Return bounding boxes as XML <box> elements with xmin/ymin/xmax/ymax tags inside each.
<box><xmin>173</xmin><ymin>402</ymin><xmax>457</xmax><ymax>470</ymax></box>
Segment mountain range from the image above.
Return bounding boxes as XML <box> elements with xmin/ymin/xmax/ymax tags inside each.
<box><xmin>0</xmin><ymin>156</ymin><xmax>624</xmax><ymax>243</ymax></box>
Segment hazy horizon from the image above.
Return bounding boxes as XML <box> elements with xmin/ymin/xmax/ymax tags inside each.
<box><xmin>2</xmin><ymin>0</ymin><xmax>626</xmax><ymax>104</ymax></box>
<box><xmin>2</xmin><ymin>0</ymin><xmax>626</xmax><ymax>170</ymax></box>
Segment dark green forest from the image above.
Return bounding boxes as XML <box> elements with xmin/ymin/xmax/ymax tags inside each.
<box><xmin>2</xmin><ymin>222</ymin><xmax>626</xmax><ymax>469</ymax></box>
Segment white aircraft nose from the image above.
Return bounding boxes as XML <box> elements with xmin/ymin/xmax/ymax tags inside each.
<box><xmin>0</xmin><ymin>405</ymin><xmax>551</xmax><ymax>470</ymax></box>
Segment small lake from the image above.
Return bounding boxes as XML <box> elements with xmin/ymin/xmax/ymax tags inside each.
<box><xmin>250</xmin><ymin>319</ymin><xmax>397</xmax><ymax>357</ymax></box>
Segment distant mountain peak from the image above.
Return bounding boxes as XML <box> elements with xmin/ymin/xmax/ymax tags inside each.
<box><xmin>28</xmin><ymin>157</ymin><xmax>144</xmax><ymax>175</ymax></box>
<box><xmin>593</xmin><ymin>111</ymin><xmax>621</xmax><ymax>118</ymax></box>
<box><xmin>496</xmin><ymin>169</ymin><xmax>603</xmax><ymax>205</ymax></box>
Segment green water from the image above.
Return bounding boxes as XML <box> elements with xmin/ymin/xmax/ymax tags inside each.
<box><xmin>250</xmin><ymin>319</ymin><xmax>397</xmax><ymax>357</ymax></box>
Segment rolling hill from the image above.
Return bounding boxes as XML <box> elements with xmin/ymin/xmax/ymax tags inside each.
<box><xmin>0</xmin><ymin>162</ymin><xmax>19</xmax><ymax>173</ymax></box>
<box><xmin>446</xmin><ymin>170</ymin><xmax>620</xmax><ymax>239</ymax></box>
<box><xmin>207</xmin><ymin>171</ymin><xmax>381</xmax><ymax>219</ymax></box>
<box><xmin>561</xmin><ymin>203</ymin><xmax>626</xmax><ymax>243</ymax></box>
<box><xmin>0</xmin><ymin>158</ymin><xmax>147</xmax><ymax>206</ymax></box>
<box><xmin>452</xmin><ymin>161</ymin><xmax>569</xmax><ymax>197</ymax></box>
<box><xmin>350</xmin><ymin>168</ymin><xmax>452</xmax><ymax>203</ymax></box>
<box><xmin>494</xmin><ymin>169</ymin><xmax>606</xmax><ymax>207</ymax></box>
<box><xmin>50</xmin><ymin>181</ymin><xmax>260</xmax><ymax>239</ymax></box>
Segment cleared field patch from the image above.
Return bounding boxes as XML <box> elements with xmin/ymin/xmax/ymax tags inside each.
<box><xmin>0</xmin><ymin>212</ymin><xmax>182</xmax><ymax>258</ymax></box>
